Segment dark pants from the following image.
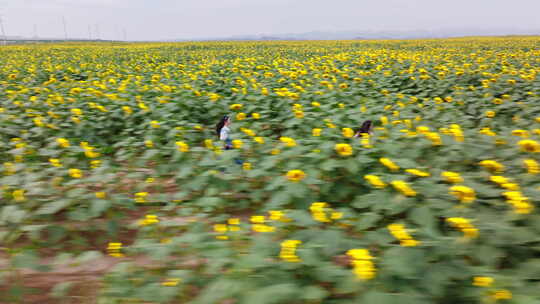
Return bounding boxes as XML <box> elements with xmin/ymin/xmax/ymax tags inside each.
<box><xmin>224</xmin><ymin>140</ymin><xmax>243</xmax><ymax>165</ymax></box>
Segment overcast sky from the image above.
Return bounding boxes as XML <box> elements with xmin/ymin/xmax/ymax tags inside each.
<box><xmin>0</xmin><ymin>0</ymin><xmax>539</xmax><ymax>40</ymax></box>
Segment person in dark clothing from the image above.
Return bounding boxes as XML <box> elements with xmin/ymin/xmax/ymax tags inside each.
<box><xmin>354</xmin><ymin>120</ymin><xmax>373</xmax><ymax>138</ymax></box>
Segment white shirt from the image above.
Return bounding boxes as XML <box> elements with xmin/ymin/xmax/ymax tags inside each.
<box><xmin>220</xmin><ymin>126</ymin><xmax>230</xmax><ymax>141</ymax></box>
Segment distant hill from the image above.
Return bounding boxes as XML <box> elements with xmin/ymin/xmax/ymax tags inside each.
<box><xmin>174</xmin><ymin>28</ymin><xmax>540</xmax><ymax>42</ymax></box>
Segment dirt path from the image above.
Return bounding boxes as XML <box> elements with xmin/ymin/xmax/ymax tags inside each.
<box><xmin>0</xmin><ymin>214</ymin><xmax>197</xmax><ymax>304</ymax></box>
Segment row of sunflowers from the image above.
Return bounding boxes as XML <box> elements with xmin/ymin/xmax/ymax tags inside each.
<box><xmin>1</xmin><ymin>37</ymin><xmax>539</xmax><ymax>303</ymax></box>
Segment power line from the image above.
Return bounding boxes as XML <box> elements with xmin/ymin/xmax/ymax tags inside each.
<box><xmin>62</xmin><ymin>16</ymin><xmax>68</xmax><ymax>40</ymax></box>
<box><xmin>0</xmin><ymin>15</ymin><xmax>7</xmax><ymax>45</ymax></box>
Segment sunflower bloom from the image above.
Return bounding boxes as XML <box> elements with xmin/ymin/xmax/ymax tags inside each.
<box><xmin>450</xmin><ymin>185</ymin><xmax>476</xmax><ymax>203</ymax></box>
<box><xmin>280</xmin><ymin>240</ymin><xmax>302</xmax><ymax>262</ymax></box>
<box><xmin>280</xmin><ymin>137</ymin><xmax>296</xmax><ymax>147</ymax></box>
<box><xmin>388</xmin><ymin>223</ymin><xmax>421</xmax><ymax>247</ymax></box>
<box><xmin>162</xmin><ymin>278</ymin><xmax>181</xmax><ymax>287</ymax></box>
<box><xmin>503</xmin><ymin>191</ymin><xmax>534</xmax><ymax>214</ymax></box>
<box><xmin>175</xmin><ymin>141</ymin><xmax>189</xmax><ymax>152</ymax></box>
<box><xmin>135</xmin><ymin>192</ymin><xmax>148</xmax><ymax>203</ymax></box>
<box><xmin>518</xmin><ymin>140</ymin><xmax>540</xmax><ymax>152</ymax></box>
<box><xmin>479</xmin><ymin>160</ymin><xmax>505</xmax><ymax>173</ymax></box>
<box><xmin>236</xmin><ymin>112</ymin><xmax>247</xmax><ymax>120</ymax></box>
<box><xmin>523</xmin><ymin>159</ymin><xmax>539</xmax><ymax>174</ymax></box>
<box><xmin>56</xmin><ymin>138</ymin><xmax>70</xmax><ymax>148</ymax></box>
<box><xmin>69</xmin><ymin>168</ymin><xmax>83</xmax><ymax>179</ymax></box>
<box><xmin>391</xmin><ymin>180</ymin><xmax>417</xmax><ymax>196</ymax></box>
<box><xmin>441</xmin><ymin>171</ymin><xmax>463</xmax><ymax>184</ymax></box>
<box><xmin>491</xmin><ymin>290</ymin><xmax>512</xmax><ymax>300</ymax></box>
<box><xmin>232</xmin><ymin>139</ymin><xmax>243</xmax><ymax>149</ymax></box>
<box><xmin>380</xmin><ymin>158</ymin><xmax>400</xmax><ymax>171</ymax></box>
<box><xmin>229</xmin><ymin>103</ymin><xmax>243</xmax><ymax>110</ymax></box>
<box><xmin>335</xmin><ymin>143</ymin><xmax>353</xmax><ymax>156</ymax></box>
<box><xmin>364</xmin><ymin>175</ymin><xmax>386</xmax><ymax>188</ymax></box>
<box><xmin>425</xmin><ymin>132</ymin><xmax>442</xmax><ymax>146</ymax></box>
<box><xmin>511</xmin><ymin>129</ymin><xmax>529</xmax><ymax>138</ymax></box>
<box><xmin>342</xmin><ymin>128</ymin><xmax>354</xmax><ymax>138</ymax></box>
<box><xmin>107</xmin><ymin>242</ymin><xmax>124</xmax><ymax>258</ymax></box>
<box><xmin>49</xmin><ymin>158</ymin><xmax>62</xmax><ymax>167</ymax></box>
<box><xmin>485</xmin><ymin>111</ymin><xmax>495</xmax><ymax>118</ymax></box>
<box><xmin>286</xmin><ymin>170</ymin><xmax>306</xmax><ymax>182</ymax></box>
<box><xmin>95</xmin><ymin>192</ymin><xmax>106</xmax><ymax>199</ymax></box>
<box><xmin>446</xmin><ymin>217</ymin><xmax>478</xmax><ymax>239</ymax></box>
<box><xmin>12</xmin><ymin>189</ymin><xmax>25</xmax><ymax>202</ymax></box>
<box><xmin>449</xmin><ymin>124</ymin><xmax>464</xmax><ymax>142</ymax></box>
<box><xmin>473</xmin><ymin>276</ymin><xmax>494</xmax><ymax>287</ymax></box>
<box><xmin>405</xmin><ymin>169</ymin><xmax>430</xmax><ymax>177</ymax></box>
<box><xmin>346</xmin><ymin>249</ymin><xmax>376</xmax><ymax>280</ymax></box>
<box><xmin>309</xmin><ymin>202</ymin><xmax>331</xmax><ymax>222</ymax></box>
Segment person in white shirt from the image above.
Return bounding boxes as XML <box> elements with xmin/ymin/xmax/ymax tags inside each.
<box><xmin>216</xmin><ymin>115</ymin><xmax>233</xmax><ymax>149</ymax></box>
<box><xmin>216</xmin><ymin>115</ymin><xmax>244</xmax><ymax>166</ymax></box>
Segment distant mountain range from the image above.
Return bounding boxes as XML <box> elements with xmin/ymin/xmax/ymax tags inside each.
<box><xmin>174</xmin><ymin>28</ymin><xmax>540</xmax><ymax>41</ymax></box>
<box><xmin>3</xmin><ymin>27</ymin><xmax>540</xmax><ymax>43</ymax></box>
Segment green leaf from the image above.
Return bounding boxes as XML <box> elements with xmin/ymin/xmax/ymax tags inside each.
<box><xmin>266</xmin><ymin>191</ymin><xmax>292</xmax><ymax>210</ymax></box>
<box><xmin>90</xmin><ymin>199</ymin><xmax>110</xmax><ymax>217</ymax></box>
<box><xmin>356</xmin><ymin>213</ymin><xmax>382</xmax><ymax>230</ymax></box>
<box><xmin>321</xmin><ymin>159</ymin><xmax>339</xmax><ymax>171</ymax></box>
<box><xmin>409</xmin><ymin>206</ymin><xmax>435</xmax><ymax>228</ymax></box>
<box><xmin>12</xmin><ymin>251</ymin><xmax>39</xmax><ymax>269</ymax></box>
<box><xmin>35</xmin><ymin>200</ymin><xmax>71</xmax><ymax>215</ymax></box>
<box><xmin>359</xmin><ymin>291</ymin><xmax>397</xmax><ymax>304</ymax></box>
<box><xmin>241</xmin><ymin>283</ymin><xmax>298</xmax><ymax>304</ymax></box>
<box><xmin>301</xmin><ymin>285</ymin><xmax>329</xmax><ymax>301</ymax></box>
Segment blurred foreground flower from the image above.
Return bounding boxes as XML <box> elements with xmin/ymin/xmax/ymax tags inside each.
<box><xmin>280</xmin><ymin>240</ymin><xmax>302</xmax><ymax>262</ymax></box>
<box><xmin>391</xmin><ymin>180</ymin><xmax>416</xmax><ymax>196</ymax></box>
<box><xmin>162</xmin><ymin>278</ymin><xmax>181</xmax><ymax>287</ymax></box>
<box><xmin>518</xmin><ymin>140</ymin><xmax>540</xmax><ymax>152</ymax></box>
<box><xmin>286</xmin><ymin>170</ymin><xmax>306</xmax><ymax>182</ymax></box>
<box><xmin>380</xmin><ymin>158</ymin><xmax>400</xmax><ymax>171</ymax></box>
<box><xmin>446</xmin><ymin>217</ymin><xmax>478</xmax><ymax>239</ymax></box>
<box><xmin>107</xmin><ymin>242</ymin><xmax>124</xmax><ymax>258</ymax></box>
<box><xmin>491</xmin><ymin>290</ymin><xmax>512</xmax><ymax>300</ymax></box>
<box><xmin>523</xmin><ymin>159</ymin><xmax>539</xmax><ymax>174</ymax></box>
<box><xmin>473</xmin><ymin>276</ymin><xmax>493</xmax><ymax>287</ymax></box>
<box><xmin>441</xmin><ymin>171</ymin><xmax>463</xmax><ymax>184</ymax></box>
<box><xmin>346</xmin><ymin>249</ymin><xmax>376</xmax><ymax>280</ymax></box>
<box><xmin>388</xmin><ymin>223</ymin><xmax>421</xmax><ymax>247</ymax></box>
<box><xmin>139</xmin><ymin>214</ymin><xmax>159</xmax><ymax>226</ymax></box>
<box><xmin>364</xmin><ymin>175</ymin><xmax>386</xmax><ymax>188</ymax></box>
<box><xmin>135</xmin><ymin>192</ymin><xmax>148</xmax><ymax>203</ymax></box>
<box><xmin>335</xmin><ymin>143</ymin><xmax>353</xmax><ymax>156</ymax></box>
<box><xmin>449</xmin><ymin>185</ymin><xmax>476</xmax><ymax>203</ymax></box>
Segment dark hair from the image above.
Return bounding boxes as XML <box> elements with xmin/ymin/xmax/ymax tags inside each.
<box><xmin>215</xmin><ymin>115</ymin><xmax>230</xmax><ymax>137</ymax></box>
<box><xmin>356</xmin><ymin>120</ymin><xmax>372</xmax><ymax>135</ymax></box>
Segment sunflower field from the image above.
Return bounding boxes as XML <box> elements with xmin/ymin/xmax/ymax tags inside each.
<box><xmin>1</xmin><ymin>37</ymin><xmax>540</xmax><ymax>303</ymax></box>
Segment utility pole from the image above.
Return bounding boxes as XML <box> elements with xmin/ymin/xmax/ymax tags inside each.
<box><xmin>95</xmin><ymin>24</ymin><xmax>100</xmax><ymax>40</ymax></box>
<box><xmin>62</xmin><ymin>16</ymin><xmax>68</xmax><ymax>41</ymax></box>
<box><xmin>0</xmin><ymin>15</ymin><xmax>7</xmax><ymax>45</ymax></box>
<box><xmin>123</xmin><ymin>28</ymin><xmax>127</xmax><ymax>41</ymax></box>
<box><xmin>88</xmin><ymin>24</ymin><xmax>92</xmax><ymax>40</ymax></box>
